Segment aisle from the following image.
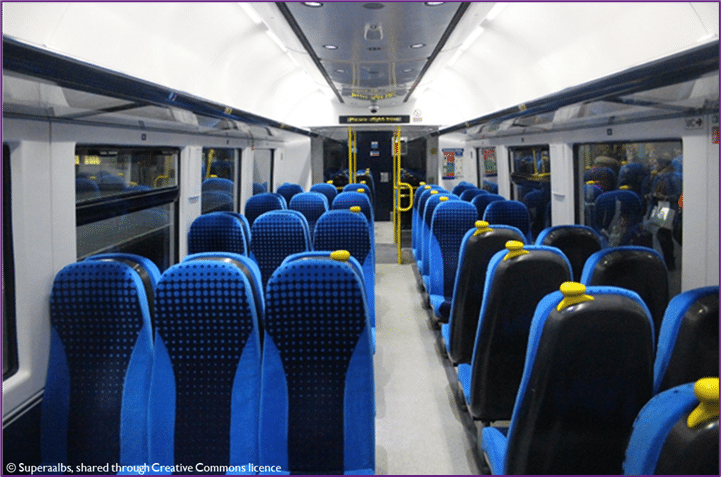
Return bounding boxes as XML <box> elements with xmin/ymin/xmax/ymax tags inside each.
<box><xmin>372</xmin><ymin>222</ymin><xmax>482</xmax><ymax>475</ymax></box>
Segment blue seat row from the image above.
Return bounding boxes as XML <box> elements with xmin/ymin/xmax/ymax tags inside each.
<box><xmin>43</xmin><ymin>251</ymin><xmax>375</xmax><ymax>474</ymax></box>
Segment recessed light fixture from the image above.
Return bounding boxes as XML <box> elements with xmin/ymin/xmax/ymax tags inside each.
<box><xmin>323</xmin><ymin>44</ymin><xmax>338</xmax><ymax>50</ymax></box>
<box><xmin>402</xmin><ymin>68</ymin><xmax>414</xmax><ymax>73</ymax></box>
<box><xmin>336</xmin><ymin>69</ymin><xmax>347</xmax><ymax>73</ymax></box>
<box><xmin>425</xmin><ymin>2</ymin><xmax>444</xmax><ymax>5</ymax></box>
<box><xmin>410</xmin><ymin>43</ymin><xmax>425</xmax><ymax>49</ymax></box>
<box><xmin>362</xmin><ymin>3</ymin><xmax>385</xmax><ymax>10</ymax></box>
<box><xmin>303</xmin><ymin>2</ymin><xmax>323</xmax><ymax>6</ymax></box>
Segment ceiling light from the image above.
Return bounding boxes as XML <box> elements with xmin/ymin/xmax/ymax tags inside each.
<box><xmin>336</xmin><ymin>69</ymin><xmax>347</xmax><ymax>73</ymax></box>
<box><xmin>402</xmin><ymin>68</ymin><xmax>414</xmax><ymax>73</ymax></box>
<box><xmin>410</xmin><ymin>43</ymin><xmax>425</xmax><ymax>49</ymax></box>
<box><xmin>362</xmin><ymin>3</ymin><xmax>385</xmax><ymax>10</ymax></box>
<box><xmin>303</xmin><ymin>2</ymin><xmax>323</xmax><ymax>6</ymax></box>
<box><xmin>323</xmin><ymin>44</ymin><xmax>338</xmax><ymax>50</ymax></box>
<box><xmin>425</xmin><ymin>2</ymin><xmax>444</xmax><ymax>5</ymax></box>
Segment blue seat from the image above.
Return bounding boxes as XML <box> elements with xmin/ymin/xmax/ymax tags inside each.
<box><xmin>244</xmin><ymin>192</ymin><xmax>286</xmax><ymax>226</ymax></box>
<box><xmin>253</xmin><ymin>182</ymin><xmax>267</xmax><ymax>195</ymax></box>
<box><xmin>314</xmin><ymin>209</ymin><xmax>375</xmax><ymax>332</ymax></box>
<box><xmin>420</xmin><ymin>193</ymin><xmax>458</xmax><ymax>288</ymax></box>
<box><xmin>202</xmin><ymin>177</ymin><xmax>234</xmax><ymax>195</ymax></box>
<box><xmin>412</xmin><ymin>186</ymin><xmax>443</xmax><ymax>264</ymax></box>
<box><xmin>97</xmin><ymin>174</ymin><xmax>126</xmax><ymax>192</ymax></box>
<box><xmin>593</xmin><ymin>190</ymin><xmax>644</xmax><ymax>246</ymax></box>
<box><xmin>309</xmin><ymin>182</ymin><xmax>338</xmax><ymax>204</ymax></box>
<box><xmin>581</xmin><ymin>246</ymin><xmax>668</xmax><ymax>339</ymax></box>
<box><xmin>202</xmin><ymin>190</ymin><xmax>234</xmax><ymax>213</ymax></box>
<box><xmin>535</xmin><ymin>225</ymin><xmax>603</xmax><ymax>280</ymax></box>
<box><xmin>443</xmin><ymin>222</ymin><xmax>526</xmax><ymax>364</ymax></box>
<box><xmin>618</xmin><ymin>162</ymin><xmax>649</xmax><ymax>197</ymax></box>
<box><xmin>149</xmin><ymin>254</ymin><xmax>262</xmax><ymax>472</ymax></box>
<box><xmin>343</xmin><ymin>183</ymin><xmax>374</xmax><ymax>204</ymax></box>
<box><xmin>482</xmin><ymin>180</ymin><xmax>498</xmax><ymax>194</ymax></box>
<box><xmin>250</xmin><ymin>210</ymin><xmax>311</xmax><ymax>288</ymax></box>
<box><xmin>188</xmin><ymin>211</ymin><xmax>248</xmax><ymax>256</ymax></box>
<box><xmin>463</xmin><ymin>241</ymin><xmax>571</xmax><ymax>421</ymax></box>
<box><xmin>75</xmin><ymin>177</ymin><xmax>100</xmax><ymax>201</ymax></box>
<box><xmin>451</xmin><ymin>181</ymin><xmax>475</xmax><ymax>196</ymax></box>
<box><xmin>653</xmin><ymin>286</ymin><xmax>719</xmax><ymax>394</ymax></box>
<box><xmin>276</xmin><ymin>182</ymin><xmax>303</xmax><ymax>205</ymax></box>
<box><xmin>470</xmin><ymin>193</ymin><xmax>504</xmax><ymax>222</ymax></box>
<box><xmin>623</xmin><ymin>378</ymin><xmax>719</xmax><ymax>475</ymax></box>
<box><xmin>260</xmin><ymin>253</ymin><xmax>374</xmax><ymax>474</ymax></box>
<box><xmin>481</xmin><ymin>283</ymin><xmax>655</xmax><ymax>475</ymax></box>
<box><xmin>220</xmin><ymin>212</ymin><xmax>252</xmax><ymax>253</ymax></box>
<box><xmin>332</xmin><ymin>191</ymin><xmax>375</xmax><ymax>268</ymax></box>
<box><xmin>427</xmin><ymin>199</ymin><xmax>477</xmax><ymax>321</ymax></box>
<box><xmin>42</xmin><ymin>256</ymin><xmax>157</xmax><ymax>468</ymax></box>
<box><xmin>521</xmin><ymin>189</ymin><xmax>550</xmax><ymax>240</ymax></box>
<box><xmin>289</xmin><ymin>192</ymin><xmax>329</xmax><ymax>240</ymax></box>
<box><xmin>483</xmin><ymin>199</ymin><xmax>532</xmax><ymax>242</ymax></box>
<box><xmin>459</xmin><ymin>188</ymin><xmax>486</xmax><ymax>202</ymax></box>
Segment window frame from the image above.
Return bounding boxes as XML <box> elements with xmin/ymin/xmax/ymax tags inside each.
<box><xmin>3</xmin><ymin>143</ymin><xmax>19</xmax><ymax>380</ymax></box>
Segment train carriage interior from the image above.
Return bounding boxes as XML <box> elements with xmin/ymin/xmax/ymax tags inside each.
<box><xmin>2</xmin><ymin>2</ymin><xmax>719</xmax><ymax>475</ymax></box>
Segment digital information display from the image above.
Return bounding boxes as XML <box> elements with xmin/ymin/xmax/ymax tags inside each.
<box><xmin>339</xmin><ymin>115</ymin><xmax>410</xmax><ymax>124</ymax></box>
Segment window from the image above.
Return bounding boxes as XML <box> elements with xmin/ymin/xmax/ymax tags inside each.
<box><xmin>3</xmin><ymin>144</ymin><xmax>18</xmax><ymax>379</ymax></box>
<box><xmin>508</xmin><ymin>145</ymin><xmax>551</xmax><ymax>238</ymax></box>
<box><xmin>76</xmin><ymin>146</ymin><xmax>179</xmax><ymax>272</ymax></box>
<box><xmin>201</xmin><ymin>148</ymin><xmax>238</xmax><ymax>214</ymax></box>
<box><xmin>575</xmin><ymin>140</ymin><xmax>683</xmax><ymax>296</ymax></box>
<box><xmin>253</xmin><ymin>149</ymin><xmax>274</xmax><ymax>195</ymax></box>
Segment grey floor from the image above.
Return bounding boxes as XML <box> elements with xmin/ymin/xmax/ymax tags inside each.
<box><xmin>373</xmin><ymin>221</ymin><xmax>483</xmax><ymax>475</ymax></box>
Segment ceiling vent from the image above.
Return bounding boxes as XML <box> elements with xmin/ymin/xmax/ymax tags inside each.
<box><xmin>364</xmin><ymin>24</ymin><xmax>383</xmax><ymax>41</ymax></box>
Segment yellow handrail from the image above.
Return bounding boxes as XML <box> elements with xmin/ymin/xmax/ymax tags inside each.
<box><xmin>392</xmin><ymin>126</ymin><xmax>413</xmax><ymax>264</ymax></box>
<box><xmin>347</xmin><ymin>127</ymin><xmax>357</xmax><ymax>185</ymax></box>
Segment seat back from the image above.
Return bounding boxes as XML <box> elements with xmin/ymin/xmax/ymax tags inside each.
<box><xmin>149</xmin><ymin>255</ymin><xmax>262</xmax><ymax>468</ymax></box>
<box><xmin>593</xmin><ymin>190</ymin><xmax>643</xmax><ymax>246</ymax></box>
<box><xmin>188</xmin><ymin>211</ymin><xmax>247</xmax><ymax>256</ymax></box>
<box><xmin>202</xmin><ymin>177</ymin><xmax>234</xmax><ymax>194</ymax></box>
<box><xmin>535</xmin><ymin>225</ymin><xmax>603</xmax><ymax>280</ymax></box>
<box><xmin>427</xmin><ymin>200</ymin><xmax>478</xmax><ymax>319</ymax></box>
<box><xmin>471</xmin><ymin>193</ymin><xmax>505</xmax><ymax>221</ymax></box>
<box><xmin>42</xmin><ymin>257</ymin><xmax>155</xmax><ymax>467</ymax></box>
<box><xmin>332</xmin><ymin>191</ymin><xmax>374</xmax><ymax>224</ymax></box>
<box><xmin>446</xmin><ymin>223</ymin><xmax>525</xmax><ymax>364</ymax></box>
<box><xmin>201</xmin><ymin>190</ymin><xmax>234</xmax><ymax>214</ymax></box>
<box><xmin>421</xmin><ymin>193</ymin><xmax>458</xmax><ymax>278</ymax></box>
<box><xmin>503</xmin><ymin>284</ymin><xmax>655</xmax><ymax>475</ymax></box>
<box><xmin>250</xmin><ymin>210</ymin><xmax>311</xmax><ymax>288</ymax></box>
<box><xmin>584</xmin><ymin>166</ymin><xmax>617</xmax><ymax>191</ymax></box>
<box><xmin>244</xmin><ymin>192</ymin><xmax>286</xmax><ymax>226</ymax></box>
<box><xmin>343</xmin><ymin>183</ymin><xmax>374</xmax><ymax>204</ymax></box>
<box><xmin>459</xmin><ymin>188</ymin><xmax>486</xmax><ymax>202</ymax></box>
<box><xmin>624</xmin><ymin>378</ymin><xmax>719</xmax><ymax>475</ymax></box>
<box><xmin>276</xmin><ymin>182</ymin><xmax>304</xmax><ymax>205</ymax></box>
<box><xmin>260</xmin><ymin>255</ymin><xmax>374</xmax><ymax>474</ymax></box>
<box><xmin>314</xmin><ymin>209</ymin><xmax>374</xmax><ymax>327</ymax></box>
<box><xmin>467</xmin><ymin>242</ymin><xmax>571</xmax><ymax>421</ymax></box>
<box><xmin>452</xmin><ymin>181</ymin><xmax>475</xmax><ymax>196</ymax></box>
<box><xmin>289</xmin><ymin>192</ymin><xmax>329</xmax><ymax>240</ymax></box>
<box><xmin>413</xmin><ymin>186</ymin><xmax>442</xmax><ymax>261</ymax></box>
<box><xmin>483</xmin><ymin>199</ymin><xmax>532</xmax><ymax>241</ymax></box>
<box><xmin>654</xmin><ymin>286</ymin><xmax>719</xmax><ymax>393</ymax></box>
<box><xmin>310</xmin><ymin>182</ymin><xmax>338</xmax><ymax>204</ymax></box>
<box><xmin>581</xmin><ymin>246</ymin><xmax>669</xmax><ymax>339</ymax></box>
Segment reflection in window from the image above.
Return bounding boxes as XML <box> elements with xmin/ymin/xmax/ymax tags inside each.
<box><xmin>3</xmin><ymin>144</ymin><xmax>18</xmax><ymax>379</ymax></box>
<box><xmin>76</xmin><ymin>146</ymin><xmax>179</xmax><ymax>272</ymax></box>
<box><xmin>201</xmin><ymin>148</ymin><xmax>236</xmax><ymax>214</ymax></box>
<box><xmin>576</xmin><ymin>140</ymin><xmax>683</xmax><ymax>295</ymax></box>
<box><xmin>253</xmin><ymin>149</ymin><xmax>273</xmax><ymax>195</ymax></box>
<box><xmin>509</xmin><ymin>146</ymin><xmax>551</xmax><ymax>239</ymax></box>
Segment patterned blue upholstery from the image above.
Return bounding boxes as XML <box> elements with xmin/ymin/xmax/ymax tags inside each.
<box><xmin>260</xmin><ymin>256</ymin><xmax>374</xmax><ymax>474</ymax></box>
<box><xmin>452</xmin><ymin>181</ymin><xmax>475</xmax><ymax>196</ymax></box>
<box><xmin>482</xmin><ymin>180</ymin><xmax>498</xmax><ymax>194</ymax></box>
<box><xmin>253</xmin><ymin>182</ymin><xmax>267</xmax><ymax>195</ymax></box>
<box><xmin>471</xmin><ymin>193</ymin><xmax>505</xmax><ymax>221</ymax></box>
<box><xmin>343</xmin><ymin>183</ymin><xmax>374</xmax><ymax>204</ymax></box>
<box><xmin>427</xmin><ymin>201</ymin><xmax>477</xmax><ymax>321</ymax></box>
<box><xmin>521</xmin><ymin>189</ymin><xmax>551</xmax><ymax>240</ymax></box>
<box><xmin>481</xmin><ymin>285</ymin><xmax>654</xmax><ymax>475</ymax></box>
<box><xmin>420</xmin><ymin>193</ymin><xmax>458</xmax><ymax>283</ymax></box>
<box><xmin>412</xmin><ymin>186</ymin><xmax>443</xmax><ymax>263</ymax></box>
<box><xmin>443</xmin><ymin>224</ymin><xmax>526</xmax><ymax>363</ymax></box>
<box><xmin>314</xmin><ymin>210</ymin><xmax>375</xmax><ymax>329</ymax></box>
<box><xmin>653</xmin><ymin>286</ymin><xmax>718</xmax><ymax>394</ymax></box>
<box><xmin>310</xmin><ymin>182</ymin><xmax>338</xmax><ymax>204</ymax></box>
<box><xmin>459</xmin><ymin>188</ymin><xmax>486</xmax><ymax>202</ymax></box>
<box><xmin>463</xmin><ymin>243</ymin><xmax>571</xmax><ymax>421</ymax></box>
<box><xmin>332</xmin><ymin>191</ymin><xmax>373</xmax><ymax>223</ymax></box>
<box><xmin>581</xmin><ymin>246</ymin><xmax>669</xmax><ymax>339</ymax></box>
<box><xmin>276</xmin><ymin>183</ymin><xmax>304</xmax><ymax>205</ymax></box>
<box><xmin>244</xmin><ymin>192</ymin><xmax>286</xmax><ymax>226</ymax></box>
<box><xmin>188</xmin><ymin>211</ymin><xmax>247</xmax><ymax>256</ymax></box>
<box><xmin>76</xmin><ymin>177</ymin><xmax>100</xmax><ymax>201</ymax></box>
<box><xmin>42</xmin><ymin>257</ymin><xmax>155</xmax><ymax>468</ymax></box>
<box><xmin>220</xmin><ymin>212</ymin><xmax>251</xmax><ymax>252</ymax></box>
<box><xmin>202</xmin><ymin>177</ymin><xmax>234</xmax><ymax>194</ymax></box>
<box><xmin>289</xmin><ymin>192</ymin><xmax>329</xmax><ymax>240</ymax></box>
<box><xmin>618</xmin><ymin>162</ymin><xmax>649</xmax><ymax>197</ymax></box>
<box><xmin>593</xmin><ymin>190</ymin><xmax>643</xmax><ymax>246</ymax></box>
<box><xmin>149</xmin><ymin>254</ymin><xmax>261</xmax><ymax>473</ymax></box>
<box><xmin>483</xmin><ymin>200</ymin><xmax>532</xmax><ymax>241</ymax></box>
<box><xmin>623</xmin><ymin>380</ymin><xmax>719</xmax><ymax>475</ymax></box>
<box><xmin>202</xmin><ymin>190</ymin><xmax>234</xmax><ymax>213</ymax></box>
<box><xmin>250</xmin><ymin>210</ymin><xmax>312</xmax><ymax>288</ymax></box>
<box><xmin>535</xmin><ymin>225</ymin><xmax>603</xmax><ymax>281</ymax></box>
